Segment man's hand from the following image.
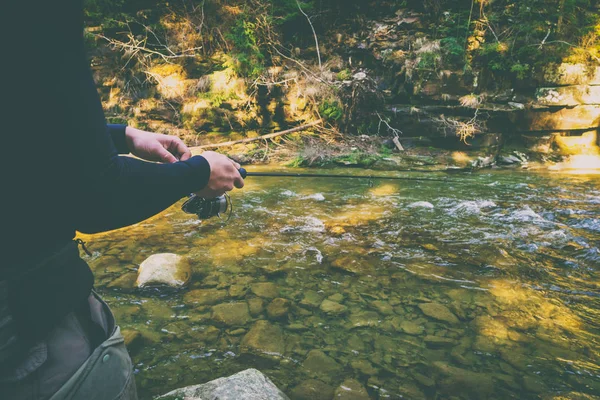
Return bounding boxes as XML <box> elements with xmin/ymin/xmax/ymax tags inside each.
<box><xmin>125</xmin><ymin>127</ymin><xmax>191</xmax><ymax>163</ymax></box>
<box><xmin>195</xmin><ymin>151</ymin><xmax>244</xmax><ymax>198</ymax></box>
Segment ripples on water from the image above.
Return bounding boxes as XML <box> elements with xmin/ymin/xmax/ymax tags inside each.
<box><xmin>81</xmin><ymin>169</ymin><xmax>600</xmax><ymax>399</ymax></box>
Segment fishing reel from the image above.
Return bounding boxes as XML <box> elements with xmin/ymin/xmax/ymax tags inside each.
<box><xmin>181</xmin><ymin>193</ymin><xmax>233</xmax><ymax>222</ymax></box>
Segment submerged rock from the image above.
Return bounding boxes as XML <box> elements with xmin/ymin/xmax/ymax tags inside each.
<box><xmin>135</xmin><ymin>253</ymin><xmax>191</xmax><ymax>288</ymax></box>
<box><xmin>400</xmin><ymin>320</ymin><xmax>425</xmax><ymax>335</ymax></box>
<box><xmin>320</xmin><ymin>299</ymin><xmax>348</xmax><ymax>315</ymax></box>
<box><xmin>212</xmin><ymin>302</ymin><xmax>251</xmax><ymax>326</ymax></box>
<box><xmin>301</xmin><ymin>350</ymin><xmax>343</xmax><ymax>378</ymax></box>
<box><xmin>433</xmin><ymin>361</ymin><xmax>494</xmax><ymax>397</ymax></box>
<box><xmin>418</xmin><ymin>302</ymin><xmax>459</xmax><ymax>324</ymax></box>
<box><xmin>251</xmin><ymin>282</ymin><xmax>280</xmax><ymax>298</ymax></box>
<box><xmin>158</xmin><ymin>368</ymin><xmax>289</xmax><ymax>400</ymax></box>
<box><xmin>240</xmin><ymin>320</ymin><xmax>285</xmax><ymax>357</ymax></box>
<box><xmin>300</xmin><ymin>290</ymin><xmax>324</xmax><ymax>308</ymax></box>
<box><xmin>184</xmin><ymin>288</ymin><xmax>227</xmax><ymax>305</ymax></box>
<box><xmin>333</xmin><ymin>379</ymin><xmax>370</xmax><ymax>400</ymax></box>
<box><xmin>290</xmin><ymin>379</ymin><xmax>334</xmax><ymax>400</ymax></box>
<box><xmin>267</xmin><ymin>298</ymin><xmax>291</xmax><ymax>319</ymax></box>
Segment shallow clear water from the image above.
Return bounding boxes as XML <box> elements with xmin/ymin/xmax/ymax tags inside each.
<box><xmin>80</xmin><ymin>167</ymin><xmax>600</xmax><ymax>399</ymax></box>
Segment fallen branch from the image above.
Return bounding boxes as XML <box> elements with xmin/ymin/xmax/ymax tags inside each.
<box><xmin>190</xmin><ymin>120</ymin><xmax>323</xmax><ymax>152</ymax></box>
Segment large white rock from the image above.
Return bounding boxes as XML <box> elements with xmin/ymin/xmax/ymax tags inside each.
<box><xmin>135</xmin><ymin>253</ymin><xmax>191</xmax><ymax>288</ymax></box>
<box><xmin>158</xmin><ymin>368</ymin><xmax>289</xmax><ymax>400</ymax></box>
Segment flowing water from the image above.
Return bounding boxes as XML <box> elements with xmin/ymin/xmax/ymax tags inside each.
<box><xmin>79</xmin><ymin>167</ymin><xmax>600</xmax><ymax>399</ymax></box>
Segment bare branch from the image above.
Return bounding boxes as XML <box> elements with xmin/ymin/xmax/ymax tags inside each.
<box><xmin>296</xmin><ymin>0</ymin><xmax>322</xmax><ymax>70</ymax></box>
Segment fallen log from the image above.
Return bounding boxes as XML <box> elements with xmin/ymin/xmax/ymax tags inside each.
<box><xmin>190</xmin><ymin>119</ymin><xmax>323</xmax><ymax>153</ymax></box>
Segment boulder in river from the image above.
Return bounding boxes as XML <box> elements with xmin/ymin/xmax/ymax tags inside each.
<box><xmin>158</xmin><ymin>368</ymin><xmax>289</xmax><ymax>400</ymax></box>
<box><xmin>418</xmin><ymin>302</ymin><xmax>459</xmax><ymax>324</ymax></box>
<box><xmin>135</xmin><ymin>253</ymin><xmax>191</xmax><ymax>288</ymax></box>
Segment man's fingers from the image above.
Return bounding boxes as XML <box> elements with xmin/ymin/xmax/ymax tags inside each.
<box><xmin>158</xmin><ymin>147</ymin><xmax>178</xmax><ymax>163</ymax></box>
<box><xmin>168</xmin><ymin>138</ymin><xmax>191</xmax><ymax>161</ymax></box>
<box><xmin>234</xmin><ymin>174</ymin><xmax>245</xmax><ymax>189</ymax></box>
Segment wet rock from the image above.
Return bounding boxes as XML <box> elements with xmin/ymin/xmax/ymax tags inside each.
<box><xmin>433</xmin><ymin>361</ymin><xmax>494</xmax><ymax>397</ymax></box>
<box><xmin>320</xmin><ymin>299</ymin><xmax>348</xmax><ymax>315</ymax></box>
<box><xmin>248</xmin><ymin>298</ymin><xmax>265</xmax><ymax>316</ymax></box>
<box><xmin>412</xmin><ymin>372</ymin><xmax>435</xmax><ymax>387</ymax></box>
<box><xmin>400</xmin><ymin>320</ymin><xmax>425</xmax><ymax>335</ymax></box>
<box><xmin>228</xmin><ymin>284</ymin><xmax>248</xmax><ymax>298</ymax></box>
<box><xmin>348</xmin><ymin>311</ymin><xmax>381</xmax><ymax>329</ymax></box>
<box><xmin>290</xmin><ymin>379</ymin><xmax>335</xmax><ymax>400</ymax></box>
<box><xmin>212</xmin><ymin>302</ymin><xmax>251</xmax><ymax>326</ymax></box>
<box><xmin>228</xmin><ymin>328</ymin><xmax>246</xmax><ymax>336</ymax></box>
<box><xmin>522</xmin><ymin>375</ymin><xmax>547</xmax><ymax>393</ymax></box>
<box><xmin>328</xmin><ymin>293</ymin><xmax>345</xmax><ymax>303</ymax></box>
<box><xmin>159</xmin><ymin>368</ymin><xmax>290</xmax><ymax>400</ymax></box>
<box><xmin>370</xmin><ymin>300</ymin><xmax>394</xmax><ymax>315</ymax></box>
<box><xmin>333</xmin><ymin>379</ymin><xmax>370</xmax><ymax>400</ymax></box>
<box><xmin>351</xmin><ymin>359</ymin><xmax>378</xmax><ymax>375</ymax></box>
<box><xmin>122</xmin><ymin>329</ymin><xmax>143</xmax><ymax>355</ymax></box>
<box><xmin>424</xmin><ymin>335</ymin><xmax>455</xmax><ymax>349</ymax></box>
<box><xmin>241</xmin><ymin>320</ymin><xmax>285</xmax><ymax>357</ymax></box>
<box><xmin>331</xmin><ymin>256</ymin><xmax>364</xmax><ymax>274</ymax></box>
<box><xmin>300</xmin><ymin>290</ymin><xmax>324</xmax><ymax>309</ymax></box>
<box><xmin>251</xmin><ymin>282</ymin><xmax>280</xmax><ymax>298</ymax></box>
<box><xmin>287</xmin><ymin>323</ymin><xmax>308</xmax><ymax>332</ymax></box>
<box><xmin>500</xmin><ymin>348</ymin><xmax>529</xmax><ymax>370</ymax></box>
<box><xmin>418</xmin><ymin>303</ymin><xmax>459</xmax><ymax>324</ymax></box>
<box><xmin>184</xmin><ymin>289</ymin><xmax>227</xmax><ymax>306</ymax></box>
<box><xmin>301</xmin><ymin>350</ymin><xmax>343</xmax><ymax>378</ymax></box>
<box><xmin>327</xmin><ymin>225</ymin><xmax>346</xmax><ymax>236</ymax></box>
<box><xmin>195</xmin><ymin>325</ymin><xmax>221</xmax><ymax>344</ymax></box>
<box><xmin>107</xmin><ymin>272</ymin><xmax>137</xmax><ymax>290</ymax></box>
<box><xmin>135</xmin><ymin>253</ymin><xmax>191</xmax><ymax>288</ymax></box>
<box><xmin>267</xmin><ymin>298</ymin><xmax>291</xmax><ymax>319</ymax></box>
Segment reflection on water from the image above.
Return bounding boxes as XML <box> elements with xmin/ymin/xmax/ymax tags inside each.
<box><xmin>79</xmin><ymin>168</ymin><xmax>600</xmax><ymax>399</ymax></box>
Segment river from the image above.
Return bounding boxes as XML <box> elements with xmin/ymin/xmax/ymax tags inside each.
<box><xmin>79</xmin><ymin>167</ymin><xmax>600</xmax><ymax>399</ymax></box>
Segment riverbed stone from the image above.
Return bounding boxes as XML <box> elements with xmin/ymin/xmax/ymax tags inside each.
<box><xmin>331</xmin><ymin>256</ymin><xmax>364</xmax><ymax>274</ymax></box>
<box><xmin>433</xmin><ymin>361</ymin><xmax>494</xmax><ymax>397</ymax></box>
<box><xmin>248</xmin><ymin>297</ymin><xmax>265</xmax><ymax>316</ymax></box>
<box><xmin>184</xmin><ymin>288</ymin><xmax>227</xmax><ymax>305</ymax></box>
<box><xmin>241</xmin><ymin>320</ymin><xmax>285</xmax><ymax>356</ymax></box>
<box><xmin>121</xmin><ymin>329</ymin><xmax>143</xmax><ymax>355</ymax></box>
<box><xmin>333</xmin><ymin>379</ymin><xmax>370</xmax><ymax>400</ymax></box>
<box><xmin>348</xmin><ymin>310</ymin><xmax>381</xmax><ymax>329</ymax></box>
<box><xmin>320</xmin><ymin>299</ymin><xmax>348</xmax><ymax>315</ymax></box>
<box><xmin>229</xmin><ymin>284</ymin><xmax>248</xmax><ymax>298</ymax></box>
<box><xmin>135</xmin><ymin>253</ymin><xmax>191</xmax><ymax>288</ymax></box>
<box><xmin>301</xmin><ymin>350</ymin><xmax>343</xmax><ymax>378</ymax></box>
<box><xmin>351</xmin><ymin>359</ymin><xmax>378</xmax><ymax>375</ymax></box>
<box><xmin>418</xmin><ymin>302</ymin><xmax>459</xmax><ymax>324</ymax></box>
<box><xmin>370</xmin><ymin>300</ymin><xmax>394</xmax><ymax>315</ymax></box>
<box><xmin>251</xmin><ymin>282</ymin><xmax>280</xmax><ymax>298</ymax></box>
<box><xmin>328</xmin><ymin>293</ymin><xmax>344</xmax><ymax>303</ymax></box>
<box><xmin>212</xmin><ymin>302</ymin><xmax>251</xmax><ymax>326</ymax></box>
<box><xmin>107</xmin><ymin>272</ymin><xmax>137</xmax><ymax>290</ymax></box>
<box><xmin>158</xmin><ymin>368</ymin><xmax>289</xmax><ymax>400</ymax></box>
<box><xmin>267</xmin><ymin>298</ymin><xmax>291</xmax><ymax>319</ymax></box>
<box><xmin>300</xmin><ymin>290</ymin><xmax>324</xmax><ymax>308</ymax></box>
<box><xmin>290</xmin><ymin>379</ymin><xmax>335</xmax><ymax>400</ymax></box>
<box><xmin>400</xmin><ymin>320</ymin><xmax>425</xmax><ymax>335</ymax></box>
<box><xmin>424</xmin><ymin>335</ymin><xmax>456</xmax><ymax>349</ymax></box>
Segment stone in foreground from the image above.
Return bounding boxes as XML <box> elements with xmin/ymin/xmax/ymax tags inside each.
<box><xmin>136</xmin><ymin>253</ymin><xmax>191</xmax><ymax>288</ymax></box>
<box><xmin>158</xmin><ymin>368</ymin><xmax>289</xmax><ymax>400</ymax></box>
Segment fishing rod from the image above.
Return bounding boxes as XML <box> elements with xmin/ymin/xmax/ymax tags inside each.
<box><xmin>182</xmin><ymin>167</ymin><xmax>457</xmax><ymax>221</ymax></box>
<box><xmin>238</xmin><ymin>169</ymin><xmax>452</xmax><ymax>183</ymax></box>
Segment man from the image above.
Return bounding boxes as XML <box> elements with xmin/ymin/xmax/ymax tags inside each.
<box><xmin>1</xmin><ymin>1</ymin><xmax>243</xmax><ymax>399</ymax></box>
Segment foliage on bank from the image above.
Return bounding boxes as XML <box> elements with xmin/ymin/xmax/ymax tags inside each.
<box><xmin>84</xmin><ymin>0</ymin><xmax>599</xmax><ymax>156</ymax></box>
